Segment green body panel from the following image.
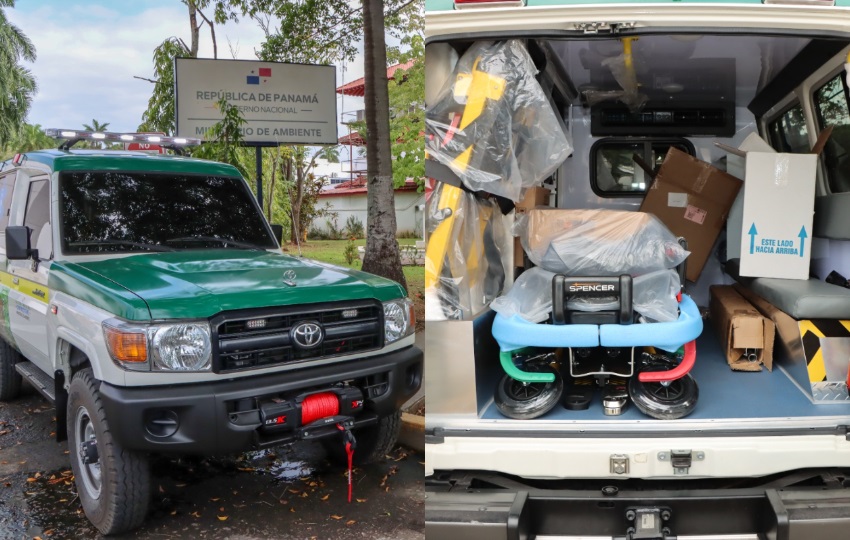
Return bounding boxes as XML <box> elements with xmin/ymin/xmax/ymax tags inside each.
<box><xmin>24</xmin><ymin>150</ymin><xmax>241</xmax><ymax>177</ymax></box>
<box><xmin>55</xmin><ymin>250</ymin><xmax>406</xmax><ymax>321</ymax></box>
<box><xmin>49</xmin><ymin>262</ymin><xmax>153</xmax><ymax>320</ymax></box>
<box><xmin>427</xmin><ymin>0</ymin><xmax>850</xmax><ymax>11</ymax></box>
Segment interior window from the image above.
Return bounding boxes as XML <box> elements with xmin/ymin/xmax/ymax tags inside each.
<box><xmin>767</xmin><ymin>104</ymin><xmax>810</xmax><ymax>154</ymax></box>
<box><xmin>814</xmin><ymin>73</ymin><xmax>850</xmax><ymax>193</ymax></box>
<box><xmin>24</xmin><ymin>179</ymin><xmax>52</xmax><ymax>259</ymax></box>
<box><xmin>0</xmin><ymin>171</ymin><xmax>16</xmax><ymax>232</ymax></box>
<box><xmin>591</xmin><ymin>138</ymin><xmax>694</xmax><ymax>196</ymax></box>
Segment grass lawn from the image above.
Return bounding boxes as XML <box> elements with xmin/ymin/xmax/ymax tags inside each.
<box><xmin>284</xmin><ymin>238</ymin><xmax>425</xmax><ymax>330</ymax></box>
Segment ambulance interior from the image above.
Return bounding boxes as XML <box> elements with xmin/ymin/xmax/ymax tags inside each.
<box><xmin>425</xmin><ymin>33</ymin><xmax>850</xmax><ymax>429</ymax></box>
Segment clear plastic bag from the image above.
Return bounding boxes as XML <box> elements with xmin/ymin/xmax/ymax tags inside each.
<box><xmin>425</xmin><ymin>183</ymin><xmax>511</xmax><ymax>321</ymax></box>
<box><xmin>491</xmin><ymin>268</ymin><xmax>681</xmax><ymax>323</ymax></box>
<box><xmin>515</xmin><ymin>209</ymin><xmax>689</xmax><ymax>276</ymax></box>
<box><xmin>425</xmin><ymin>40</ymin><xmax>572</xmax><ymax>202</ymax></box>
<box><xmin>490</xmin><ymin>266</ymin><xmax>556</xmax><ymax>323</ymax></box>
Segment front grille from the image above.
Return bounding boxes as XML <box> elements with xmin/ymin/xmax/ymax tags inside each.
<box><xmin>213</xmin><ymin>301</ymin><xmax>384</xmax><ymax>372</ymax></box>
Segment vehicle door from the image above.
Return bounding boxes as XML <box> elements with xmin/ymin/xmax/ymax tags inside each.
<box><xmin>6</xmin><ymin>173</ymin><xmax>52</xmax><ymax>372</ymax></box>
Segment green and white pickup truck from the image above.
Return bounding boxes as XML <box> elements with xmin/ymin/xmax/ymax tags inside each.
<box><xmin>0</xmin><ymin>134</ymin><xmax>422</xmax><ymax>534</ymax></box>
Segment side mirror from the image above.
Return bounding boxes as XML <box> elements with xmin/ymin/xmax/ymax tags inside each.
<box><xmin>270</xmin><ymin>224</ymin><xmax>284</xmax><ymax>245</ymax></box>
<box><xmin>5</xmin><ymin>226</ymin><xmax>34</xmax><ymax>260</ymax></box>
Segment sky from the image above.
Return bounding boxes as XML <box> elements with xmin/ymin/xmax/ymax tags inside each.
<box><xmin>6</xmin><ymin>0</ymin><xmax>367</xmax><ymax>159</ymax></box>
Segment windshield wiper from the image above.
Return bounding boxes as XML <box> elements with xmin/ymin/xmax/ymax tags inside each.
<box><xmin>165</xmin><ymin>236</ymin><xmax>266</xmax><ymax>250</ymax></box>
<box><xmin>69</xmin><ymin>240</ymin><xmax>176</xmax><ymax>252</ymax></box>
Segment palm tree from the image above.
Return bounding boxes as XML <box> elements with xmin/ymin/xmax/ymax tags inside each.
<box><xmin>360</xmin><ymin>0</ymin><xmax>406</xmax><ymax>291</ymax></box>
<box><xmin>1</xmin><ymin>124</ymin><xmax>55</xmax><ymax>159</ymax></box>
<box><xmin>317</xmin><ymin>145</ymin><xmax>340</xmax><ymax>163</ymax></box>
<box><xmin>0</xmin><ymin>0</ymin><xmax>37</xmax><ymax>145</ymax></box>
<box><xmin>82</xmin><ymin>119</ymin><xmax>110</xmax><ymax>149</ymax></box>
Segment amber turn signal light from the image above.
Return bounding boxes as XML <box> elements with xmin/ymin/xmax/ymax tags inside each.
<box><xmin>104</xmin><ymin>326</ymin><xmax>147</xmax><ymax>363</ymax></box>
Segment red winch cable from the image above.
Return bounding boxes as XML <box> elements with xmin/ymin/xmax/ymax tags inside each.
<box><xmin>300</xmin><ymin>392</ymin><xmax>340</xmax><ymax>424</ymax></box>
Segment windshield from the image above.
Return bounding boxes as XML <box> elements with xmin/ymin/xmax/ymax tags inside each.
<box><xmin>59</xmin><ymin>171</ymin><xmax>276</xmax><ymax>254</ymax></box>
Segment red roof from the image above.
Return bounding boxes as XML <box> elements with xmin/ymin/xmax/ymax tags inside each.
<box><xmin>336</xmin><ymin>60</ymin><xmax>417</xmax><ymax>97</ymax></box>
<box><xmin>320</xmin><ymin>178</ymin><xmax>418</xmax><ymax>197</ymax></box>
<box><xmin>338</xmin><ymin>132</ymin><xmax>366</xmax><ymax>146</ymax></box>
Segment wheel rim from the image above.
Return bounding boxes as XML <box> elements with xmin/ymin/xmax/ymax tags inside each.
<box><xmin>506</xmin><ymin>378</ymin><xmax>546</xmax><ymax>401</ymax></box>
<box><xmin>75</xmin><ymin>406</ymin><xmax>102</xmax><ymax>499</ymax></box>
<box><xmin>644</xmin><ymin>379</ymin><xmax>686</xmax><ymax>403</ymax></box>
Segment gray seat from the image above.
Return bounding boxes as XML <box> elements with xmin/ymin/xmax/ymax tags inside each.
<box><xmin>725</xmin><ymin>259</ymin><xmax>850</xmax><ymax>319</ymax></box>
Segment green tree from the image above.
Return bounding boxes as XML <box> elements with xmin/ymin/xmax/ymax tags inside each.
<box><xmin>191</xmin><ymin>98</ymin><xmax>249</xmax><ymax>176</ymax></box>
<box><xmin>82</xmin><ymin>119</ymin><xmax>111</xmax><ymax>149</ymax></box>
<box><xmin>0</xmin><ymin>0</ymin><xmax>37</xmax><ymax>145</ymax></box>
<box><xmin>138</xmin><ymin>37</ymin><xmax>190</xmax><ymax>135</ymax></box>
<box><xmin>1</xmin><ymin>123</ymin><xmax>55</xmax><ymax>159</ymax></box>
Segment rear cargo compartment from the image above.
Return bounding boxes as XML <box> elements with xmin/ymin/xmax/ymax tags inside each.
<box><xmin>425</xmin><ymin>28</ymin><xmax>850</xmax><ymax>470</ymax></box>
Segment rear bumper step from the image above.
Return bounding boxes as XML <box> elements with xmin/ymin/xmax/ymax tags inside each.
<box><xmin>425</xmin><ymin>472</ymin><xmax>850</xmax><ymax>540</ymax></box>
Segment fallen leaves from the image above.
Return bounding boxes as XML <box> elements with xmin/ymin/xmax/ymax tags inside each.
<box><xmin>330</xmin><ymin>514</ymin><xmax>343</xmax><ymax>520</ymax></box>
<box><xmin>217</xmin><ymin>515</ymin><xmax>228</xmax><ymax>521</ymax></box>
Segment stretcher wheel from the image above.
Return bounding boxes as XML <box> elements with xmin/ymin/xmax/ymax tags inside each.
<box><xmin>629</xmin><ymin>357</ymin><xmax>698</xmax><ymax>420</ymax></box>
<box><xmin>495</xmin><ymin>365</ymin><xmax>563</xmax><ymax>420</ymax></box>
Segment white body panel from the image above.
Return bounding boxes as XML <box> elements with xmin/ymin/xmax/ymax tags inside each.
<box><xmin>426</xmin><ymin>434</ymin><xmax>850</xmax><ymax>479</ymax></box>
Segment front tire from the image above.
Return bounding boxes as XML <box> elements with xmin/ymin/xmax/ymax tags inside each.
<box><xmin>324</xmin><ymin>411</ymin><xmax>402</xmax><ymax>466</ymax></box>
<box><xmin>67</xmin><ymin>368</ymin><xmax>150</xmax><ymax>535</ymax></box>
<box><xmin>0</xmin><ymin>340</ymin><xmax>22</xmax><ymax>401</ymax></box>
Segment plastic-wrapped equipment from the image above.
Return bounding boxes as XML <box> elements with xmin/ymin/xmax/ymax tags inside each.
<box><xmin>491</xmin><ymin>267</ymin><xmax>681</xmax><ymax>323</ymax></box>
<box><xmin>425</xmin><ymin>40</ymin><xmax>572</xmax><ymax>202</ymax></box>
<box><xmin>515</xmin><ymin>209</ymin><xmax>689</xmax><ymax>276</ymax></box>
<box><xmin>425</xmin><ymin>182</ymin><xmax>511</xmax><ymax>321</ymax></box>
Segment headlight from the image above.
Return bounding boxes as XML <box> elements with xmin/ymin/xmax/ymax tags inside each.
<box><xmin>151</xmin><ymin>324</ymin><xmax>212</xmax><ymax>371</ymax></box>
<box><xmin>103</xmin><ymin>320</ymin><xmax>212</xmax><ymax>372</ymax></box>
<box><xmin>383</xmin><ymin>298</ymin><xmax>415</xmax><ymax>344</ymax></box>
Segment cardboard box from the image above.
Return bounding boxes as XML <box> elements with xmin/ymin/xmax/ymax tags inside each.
<box><xmin>710</xmin><ymin>285</ymin><xmax>775</xmax><ymax>372</ymax></box>
<box><xmin>514</xmin><ymin>186</ymin><xmax>550</xmax><ymax>267</ymax></box>
<box><xmin>717</xmin><ymin>128</ymin><xmax>831</xmax><ymax>280</ymax></box>
<box><xmin>723</xmin><ymin>133</ymin><xmax>776</xmax><ymax>260</ymax></box>
<box><xmin>640</xmin><ymin>148</ymin><xmax>742</xmax><ymax>282</ymax></box>
<box><xmin>515</xmin><ymin>186</ymin><xmax>551</xmax><ymax>213</ymax></box>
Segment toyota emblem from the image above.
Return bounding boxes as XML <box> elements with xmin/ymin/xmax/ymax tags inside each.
<box><xmin>291</xmin><ymin>321</ymin><xmax>323</xmax><ymax>349</ymax></box>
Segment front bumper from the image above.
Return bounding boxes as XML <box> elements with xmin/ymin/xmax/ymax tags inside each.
<box><xmin>99</xmin><ymin>345</ymin><xmax>422</xmax><ymax>454</ymax></box>
<box><xmin>426</xmin><ymin>470</ymin><xmax>850</xmax><ymax>540</ymax></box>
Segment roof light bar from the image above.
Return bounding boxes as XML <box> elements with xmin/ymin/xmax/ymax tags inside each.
<box><xmin>45</xmin><ymin>129</ymin><xmax>202</xmax><ymax>148</ymax></box>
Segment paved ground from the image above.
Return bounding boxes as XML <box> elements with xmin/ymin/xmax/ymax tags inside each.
<box><xmin>0</xmin><ymin>384</ymin><xmax>424</xmax><ymax>540</ymax></box>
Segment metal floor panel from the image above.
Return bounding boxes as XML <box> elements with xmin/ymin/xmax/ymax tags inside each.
<box><xmin>479</xmin><ymin>324</ymin><xmax>850</xmax><ymax>422</ymax></box>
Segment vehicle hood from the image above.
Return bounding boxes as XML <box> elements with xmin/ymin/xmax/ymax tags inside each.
<box><xmin>49</xmin><ymin>250</ymin><xmax>406</xmax><ymax>320</ymax></box>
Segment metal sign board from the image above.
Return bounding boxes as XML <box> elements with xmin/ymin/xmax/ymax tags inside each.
<box><xmin>174</xmin><ymin>58</ymin><xmax>338</xmax><ymax>145</ymax></box>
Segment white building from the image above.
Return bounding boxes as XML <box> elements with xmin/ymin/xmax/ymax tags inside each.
<box><xmin>314</xmin><ymin>178</ymin><xmax>424</xmax><ymax>238</ymax></box>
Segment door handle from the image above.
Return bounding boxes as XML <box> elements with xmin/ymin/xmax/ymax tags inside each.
<box><xmin>11</xmin><ymin>277</ymin><xmax>19</xmax><ymax>285</ymax></box>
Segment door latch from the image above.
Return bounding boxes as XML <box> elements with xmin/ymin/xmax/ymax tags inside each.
<box><xmin>658</xmin><ymin>449</ymin><xmax>704</xmax><ymax>475</ymax></box>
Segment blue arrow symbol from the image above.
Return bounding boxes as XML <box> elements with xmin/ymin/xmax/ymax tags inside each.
<box><xmin>748</xmin><ymin>223</ymin><xmax>758</xmax><ymax>254</ymax></box>
<box><xmin>798</xmin><ymin>226</ymin><xmax>808</xmax><ymax>258</ymax></box>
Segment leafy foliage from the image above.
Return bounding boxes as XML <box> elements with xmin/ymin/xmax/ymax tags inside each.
<box><xmin>0</xmin><ymin>0</ymin><xmax>37</xmax><ymax>145</ymax></box>
<box><xmin>138</xmin><ymin>37</ymin><xmax>190</xmax><ymax>135</ymax></box>
<box><xmin>1</xmin><ymin>123</ymin><xmax>55</xmax><ymax>159</ymax></box>
<box><xmin>345</xmin><ymin>215</ymin><xmax>364</xmax><ymax>239</ymax></box>
<box><xmin>191</xmin><ymin>98</ymin><xmax>249</xmax><ymax>177</ymax></box>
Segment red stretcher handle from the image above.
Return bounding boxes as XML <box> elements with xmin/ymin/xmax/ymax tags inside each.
<box><xmin>638</xmin><ymin>340</ymin><xmax>696</xmax><ymax>383</ymax></box>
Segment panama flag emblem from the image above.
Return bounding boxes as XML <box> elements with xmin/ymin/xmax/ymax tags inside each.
<box><xmin>247</xmin><ymin>67</ymin><xmax>272</xmax><ymax>85</ymax></box>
